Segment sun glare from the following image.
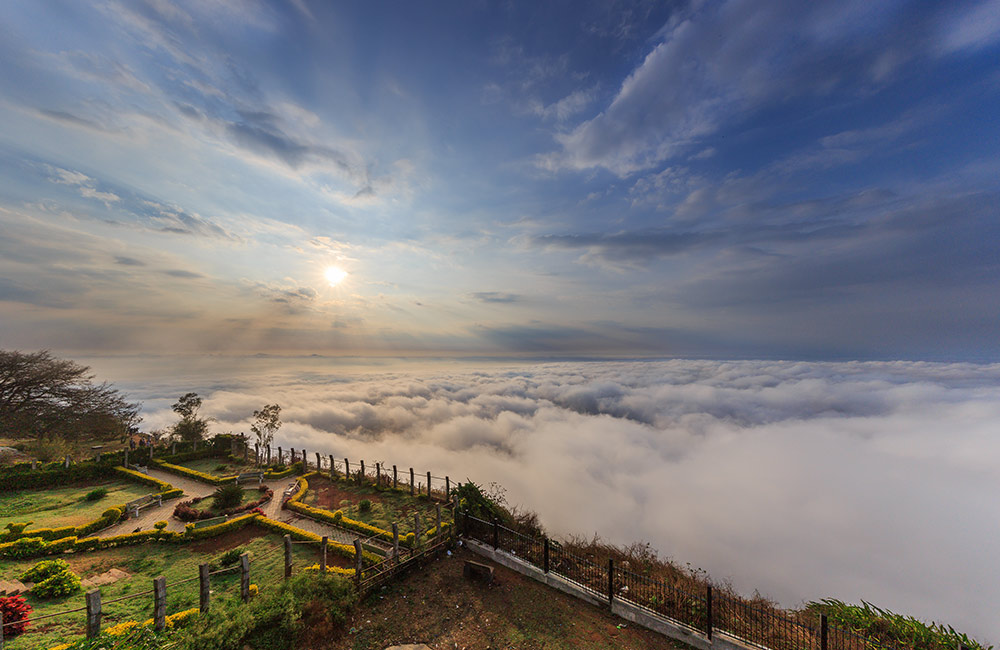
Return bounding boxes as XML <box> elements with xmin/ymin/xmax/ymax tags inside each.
<box><xmin>324</xmin><ymin>266</ymin><xmax>348</xmax><ymax>287</ymax></box>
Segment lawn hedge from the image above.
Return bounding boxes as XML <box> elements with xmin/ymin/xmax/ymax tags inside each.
<box><xmin>284</xmin><ymin>473</ymin><xmax>396</xmax><ymax>544</ymax></box>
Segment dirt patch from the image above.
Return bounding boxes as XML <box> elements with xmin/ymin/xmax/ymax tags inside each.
<box><xmin>326</xmin><ymin>545</ymin><xmax>689</xmax><ymax>650</ymax></box>
<box><xmin>307</xmin><ymin>477</ymin><xmax>394</xmax><ymax>510</ymax></box>
<box><xmin>188</xmin><ymin>524</ymin><xmax>268</xmax><ymax>553</ymax></box>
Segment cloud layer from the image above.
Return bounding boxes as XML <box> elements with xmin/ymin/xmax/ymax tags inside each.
<box><xmin>101</xmin><ymin>356</ymin><xmax>1000</xmax><ymax>642</ymax></box>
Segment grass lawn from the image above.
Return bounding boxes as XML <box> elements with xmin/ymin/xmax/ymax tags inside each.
<box><xmin>1</xmin><ymin>525</ymin><xmax>331</xmax><ymax>650</ymax></box>
<box><xmin>302</xmin><ymin>476</ymin><xmax>453</xmax><ymax>535</ymax></box>
<box><xmin>194</xmin><ymin>485</ymin><xmax>270</xmax><ymax>513</ymax></box>
<box><xmin>0</xmin><ymin>480</ymin><xmax>154</xmax><ymax>530</ymax></box>
<box><xmin>175</xmin><ymin>457</ymin><xmax>256</xmax><ymax>477</ymax></box>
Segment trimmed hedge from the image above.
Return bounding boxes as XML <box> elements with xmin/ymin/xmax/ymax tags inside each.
<box><xmin>113</xmin><ymin>466</ymin><xmax>183</xmax><ymax>499</ymax></box>
<box><xmin>284</xmin><ymin>473</ymin><xmax>395</xmax><ymax>544</ymax></box>
<box><xmin>1</xmin><ymin>505</ymin><xmax>125</xmax><ymax>544</ymax></box>
<box><xmin>151</xmin><ymin>459</ymin><xmax>236</xmax><ymax>485</ymax></box>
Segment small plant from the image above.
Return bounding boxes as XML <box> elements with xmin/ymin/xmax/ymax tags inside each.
<box><xmin>84</xmin><ymin>487</ymin><xmax>108</xmax><ymax>501</ymax></box>
<box><xmin>218</xmin><ymin>548</ymin><xmax>243</xmax><ymax>567</ymax></box>
<box><xmin>332</xmin><ymin>509</ymin><xmax>343</xmax><ymax>522</ymax></box>
<box><xmin>358</xmin><ymin>499</ymin><xmax>372</xmax><ymax>512</ymax></box>
<box><xmin>0</xmin><ymin>595</ymin><xmax>31</xmax><ymax>636</ymax></box>
<box><xmin>212</xmin><ymin>483</ymin><xmax>244</xmax><ymax>510</ymax></box>
<box><xmin>32</xmin><ymin>566</ymin><xmax>82</xmax><ymax>599</ymax></box>
<box><xmin>21</xmin><ymin>558</ymin><xmax>72</xmax><ymax>583</ymax></box>
<box><xmin>154</xmin><ymin>520</ymin><xmax>168</xmax><ymax>530</ymax></box>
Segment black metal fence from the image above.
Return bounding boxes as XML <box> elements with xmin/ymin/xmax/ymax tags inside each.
<box><xmin>460</xmin><ymin>513</ymin><xmax>905</xmax><ymax>650</ymax></box>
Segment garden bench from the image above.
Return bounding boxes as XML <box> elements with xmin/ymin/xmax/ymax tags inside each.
<box><xmin>126</xmin><ymin>494</ymin><xmax>162</xmax><ymax>518</ymax></box>
<box><xmin>128</xmin><ymin>463</ymin><xmax>149</xmax><ymax>474</ymax></box>
<box><xmin>282</xmin><ymin>480</ymin><xmax>300</xmax><ymax>500</ymax></box>
<box><xmin>236</xmin><ymin>471</ymin><xmax>264</xmax><ymax>485</ymax></box>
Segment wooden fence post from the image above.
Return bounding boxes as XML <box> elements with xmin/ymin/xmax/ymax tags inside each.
<box><xmin>354</xmin><ymin>539</ymin><xmax>363</xmax><ymax>588</ymax></box>
<box><xmin>392</xmin><ymin>523</ymin><xmax>399</xmax><ymax>561</ymax></box>
<box><xmin>329</xmin><ymin>454</ymin><xmax>336</xmax><ymax>479</ymax></box>
<box><xmin>278</xmin><ymin>447</ymin><xmax>283</xmax><ymax>465</ymax></box>
<box><xmin>821</xmin><ymin>614</ymin><xmax>828</xmax><ymax>650</ymax></box>
<box><xmin>241</xmin><ymin>553</ymin><xmax>250</xmax><ymax>602</ymax></box>
<box><xmin>321</xmin><ymin>536</ymin><xmax>328</xmax><ymax>573</ymax></box>
<box><xmin>376</xmin><ymin>463</ymin><xmax>381</xmax><ymax>488</ymax></box>
<box><xmin>86</xmin><ymin>589</ymin><xmax>102</xmax><ymax>638</ymax></box>
<box><xmin>266</xmin><ymin>446</ymin><xmax>271</xmax><ymax>464</ymax></box>
<box><xmin>608</xmin><ymin>559</ymin><xmax>614</xmax><ymax>607</ymax></box>
<box><xmin>316</xmin><ymin>452</ymin><xmax>321</xmax><ymax>472</ymax></box>
<box><xmin>199</xmin><ymin>564</ymin><xmax>210</xmax><ymax>613</ymax></box>
<box><xmin>409</xmin><ymin>468</ymin><xmax>415</xmax><ymax>496</ymax></box>
<box><xmin>426</xmin><ymin>471</ymin><xmax>432</xmax><ymax>499</ymax></box>
<box><xmin>393</xmin><ymin>465</ymin><xmax>398</xmax><ymax>489</ymax></box>
<box><xmin>284</xmin><ymin>534</ymin><xmax>293</xmax><ymax>578</ymax></box>
<box><xmin>344</xmin><ymin>458</ymin><xmax>349</xmax><ymax>481</ymax></box>
<box><xmin>544</xmin><ymin>538</ymin><xmax>550</xmax><ymax>573</ymax></box>
<box><xmin>706</xmin><ymin>585</ymin><xmax>713</xmax><ymax>640</ymax></box>
<box><xmin>436</xmin><ymin>504</ymin><xmax>442</xmax><ymax>541</ymax></box>
<box><xmin>31</xmin><ymin>459</ymin><xmax>37</xmax><ymax>471</ymax></box>
<box><xmin>445</xmin><ymin>476</ymin><xmax>450</xmax><ymax>503</ymax></box>
<box><xmin>360</xmin><ymin>460</ymin><xmax>365</xmax><ymax>485</ymax></box>
<box><xmin>153</xmin><ymin>576</ymin><xmax>166</xmax><ymax>630</ymax></box>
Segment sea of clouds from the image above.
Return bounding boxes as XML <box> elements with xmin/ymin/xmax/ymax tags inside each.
<box><xmin>89</xmin><ymin>356</ymin><xmax>1000</xmax><ymax>641</ymax></box>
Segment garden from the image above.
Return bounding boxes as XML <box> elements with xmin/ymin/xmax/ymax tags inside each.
<box><xmin>0</xmin><ymin>481</ymin><xmax>153</xmax><ymax>531</ymax></box>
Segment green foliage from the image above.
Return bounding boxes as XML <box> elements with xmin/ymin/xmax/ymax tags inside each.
<box><xmin>154</xmin><ymin>520</ymin><xmax>168</xmax><ymax>530</ymax></box>
<box><xmin>171</xmin><ymin>393</ymin><xmax>209</xmax><ymax>442</ymax></box>
<box><xmin>2</xmin><ymin>536</ymin><xmax>45</xmax><ymax>558</ymax></box>
<box><xmin>218</xmin><ymin>547</ymin><xmax>243</xmax><ymax>567</ymax></box>
<box><xmin>173</xmin><ymin>572</ymin><xmax>355</xmax><ymax>650</ymax></box>
<box><xmin>20</xmin><ymin>558</ymin><xmax>71</xmax><ymax>582</ymax></box>
<box><xmin>85</xmin><ymin>487</ymin><xmax>108</xmax><ymax>501</ymax></box>
<box><xmin>56</xmin><ymin>623</ymin><xmax>164</xmax><ymax>649</ymax></box>
<box><xmin>358</xmin><ymin>499</ymin><xmax>372</xmax><ymax>512</ymax></box>
<box><xmin>212</xmin><ymin>483</ymin><xmax>245</xmax><ymax>510</ymax></box>
<box><xmin>807</xmin><ymin>599</ymin><xmax>992</xmax><ymax>650</ymax></box>
<box><xmin>32</xmin><ymin>564</ymin><xmax>82</xmax><ymax>599</ymax></box>
<box><xmin>453</xmin><ymin>480</ymin><xmax>507</xmax><ymax>522</ymax></box>
<box><xmin>30</xmin><ymin>435</ymin><xmax>75</xmax><ymax>462</ymax></box>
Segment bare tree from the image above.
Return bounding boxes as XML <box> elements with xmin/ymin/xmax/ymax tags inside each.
<box><xmin>0</xmin><ymin>349</ymin><xmax>142</xmax><ymax>440</ymax></box>
<box><xmin>250</xmin><ymin>403</ymin><xmax>281</xmax><ymax>463</ymax></box>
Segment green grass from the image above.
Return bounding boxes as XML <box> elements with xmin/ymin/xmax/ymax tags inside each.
<box><xmin>174</xmin><ymin>458</ymin><xmax>255</xmax><ymax>478</ymax></box>
<box><xmin>302</xmin><ymin>476</ymin><xmax>452</xmax><ymax>535</ymax></box>
<box><xmin>0</xmin><ymin>480</ymin><xmax>153</xmax><ymax>530</ymax></box>
<box><xmin>1</xmin><ymin>527</ymin><xmax>326</xmax><ymax>650</ymax></box>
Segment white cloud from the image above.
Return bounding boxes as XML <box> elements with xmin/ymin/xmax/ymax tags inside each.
<box><xmin>939</xmin><ymin>0</ymin><xmax>1000</xmax><ymax>54</ymax></box>
<box><xmin>111</xmin><ymin>356</ymin><xmax>1000</xmax><ymax>642</ymax></box>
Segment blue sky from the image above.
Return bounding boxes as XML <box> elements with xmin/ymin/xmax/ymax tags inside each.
<box><xmin>1</xmin><ymin>0</ymin><xmax>999</xmax><ymax>359</ymax></box>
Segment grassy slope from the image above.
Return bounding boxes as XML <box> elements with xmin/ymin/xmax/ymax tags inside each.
<box><xmin>301</xmin><ymin>476</ymin><xmax>452</xmax><ymax>535</ymax></box>
<box><xmin>0</xmin><ymin>481</ymin><xmax>153</xmax><ymax>529</ymax></box>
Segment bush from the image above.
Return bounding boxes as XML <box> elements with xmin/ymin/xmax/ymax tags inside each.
<box><xmin>213</xmin><ymin>483</ymin><xmax>244</xmax><ymax>510</ymax></box>
<box><xmin>218</xmin><ymin>547</ymin><xmax>243</xmax><ymax>567</ymax></box>
<box><xmin>20</xmin><ymin>558</ymin><xmax>71</xmax><ymax>582</ymax></box>
<box><xmin>154</xmin><ymin>520</ymin><xmax>168</xmax><ymax>530</ymax></box>
<box><xmin>1</xmin><ymin>536</ymin><xmax>46</xmax><ymax>558</ymax></box>
<box><xmin>358</xmin><ymin>499</ymin><xmax>372</xmax><ymax>512</ymax></box>
<box><xmin>332</xmin><ymin>509</ymin><xmax>343</xmax><ymax>522</ymax></box>
<box><xmin>84</xmin><ymin>487</ymin><xmax>108</xmax><ymax>501</ymax></box>
<box><xmin>0</xmin><ymin>595</ymin><xmax>31</xmax><ymax>636</ymax></box>
<box><xmin>33</xmin><ymin>566</ymin><xmax>82</xmax><ymax>599</ymax></box>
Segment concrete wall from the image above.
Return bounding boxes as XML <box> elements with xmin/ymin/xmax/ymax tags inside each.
<box><xmin>464</xmin><ymin>538</ymin><xmax>758</xmax><ymax>650</ymax></box>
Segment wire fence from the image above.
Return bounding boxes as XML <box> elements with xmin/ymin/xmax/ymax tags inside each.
<box><xmin>460</xmin><ymin>513</ymin><xmax>910</xmax><ymax>650</ymax></box>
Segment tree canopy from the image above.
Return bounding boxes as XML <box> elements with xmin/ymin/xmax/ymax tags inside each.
<box><xmin>0</xmin><ymin>349</ymin><xmax>142</xmax><ymax>440</ymax></box>
<box><xmin>250</xmin><ymin>403</ymin><xmax>281</xmax><ymax>451</ymax></box>
<box><xmin>171</xmin><ymin>392</ymin><xmax>209</xmax><ymax>442</ymax></box>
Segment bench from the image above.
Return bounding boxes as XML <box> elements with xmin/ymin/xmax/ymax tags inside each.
<box><xmin>126</xmin><ymin>494</ymin><xmax>162</xmax><ymax>518</ymax></box>
<box><xmin>192</xmin><ymin>515</ymin><xmax>228</xmax><ymax>529</ymax></box>
<box><xmin>282</xmin><ymin>480</ymin><xmax>300</xmax><ymax>500</ymax></box>
<box><xmin>127</xmin><ymin>463</ymin><xmax>149</xmax><ymax>474</ymax></box>
<box><xmin>463</xmin><ymin>560</ymin><xmax>493</xmax><ymax>584</ymax></box>
<box><xmin>236</xmin><ymin>471</ymin><xmax>264</xmax><ymax>486</ymax></box>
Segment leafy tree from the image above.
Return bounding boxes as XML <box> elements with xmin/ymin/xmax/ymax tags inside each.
<box><xmin>171</xmin><ymin>392</ymin><xmax>209</xmax><ymax>442</ymax></box>
<box><xmin>250</xmin><ymin>403</ymin><xmax>281</xmax><ymax>456</ymax></box>
<box><xmin>0</xmin><ymin>349</ymin><xmax>141</xmax><ymax>440</ymax></box>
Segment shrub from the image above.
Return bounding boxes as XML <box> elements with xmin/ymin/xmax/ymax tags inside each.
<box><xmin>21</xmin><ymin>558</ymin><xmax>71</xmax><ymax>582</ymax></box>
<box><xmin>33</xmin><ymin>567</ymin><xmax>82</xmax><ymax>599</ymax></box>
<box><xmin>0</xmin><ymin>595</ymin><xmax>31</xmax><ymax>636</ymax></box>
<box><xmin>332</xmin><ymin>509</ymin><xmax>343</xmax><ymax>522</ymax></box>
<box><xmin>1</xmin><ymin>536</ymin><xmax>45</xmax><ymax>558</ymax></box>
<box><xmin>358</xmin><ymin>499</ymin><xmax>372</xmax><ymax>512</ymax></box>
<box><xmin>154</xmin><ymin>520</ymin><xmax>168</xmax><ymax>530</ymax></box>
<box><xmin>218</xmin><ymin>547</ymin><xmax>243</xmax><ymax>567</ymax></box>
<box><xmin>84</xmin><ymin>487</ymin><xmax>108</xmax><ymax>501</ymax></box>
<box><xmin>213</xmin><ymin>483</ymin><xmax>244</xmax><ymax>510</ymax></box>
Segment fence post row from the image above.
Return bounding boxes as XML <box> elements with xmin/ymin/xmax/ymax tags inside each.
<box><xmin>241</xmin><ymin>553</ymin><xmax>251</xmax><ymax>603</ymax></box>
<box><xmin>284</xmin><ymin>534</ymin><xmax>293</xmax><ymax>578</ymax></box>
<box><xmin>199</xmin><ymin>564</ymin><xmax>210</xmax><ymax>614</ymax></box>
<box><xmin>86</xmin><ymin>589</ymin><xmax>101</xmax><ymax>639</ymax></box>
<box><xmin>153</xmin><ymin>576</ymin><xmax>167</xmax><ymax>631</ymax></box>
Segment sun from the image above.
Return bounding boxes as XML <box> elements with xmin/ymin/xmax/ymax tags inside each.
<box><xmin>324</xmin><ymin>266</ymin><xmax>348</xmax><ymax>287</ymax></box>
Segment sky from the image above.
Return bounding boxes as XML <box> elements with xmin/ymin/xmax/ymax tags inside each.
<box><xmin>1</xmin><ymin>0</ymin><xmax>999</xmax><ymax>360</ymax></box>
<box><xmin>86</xmin><ymin>355</ymin><xmax>1000</xmax><ymax>641</ymax></box>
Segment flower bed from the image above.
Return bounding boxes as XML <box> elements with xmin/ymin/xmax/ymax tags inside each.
<box><xmin>173</xmin><ymin>486</ymin><xmax>273</xmax><ymax>522</ymax></box>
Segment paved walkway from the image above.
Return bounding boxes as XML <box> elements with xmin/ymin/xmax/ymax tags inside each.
<box><xmin>95</xmin><ymin>470</ymin><xmax>391</xmax><ymax>551</ymax></box>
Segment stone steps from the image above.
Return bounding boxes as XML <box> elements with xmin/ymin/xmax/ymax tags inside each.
<box><xmin>0</xmin><ymin>578</ymin><xmax>30</xmax><ymax>595</ymax></box>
